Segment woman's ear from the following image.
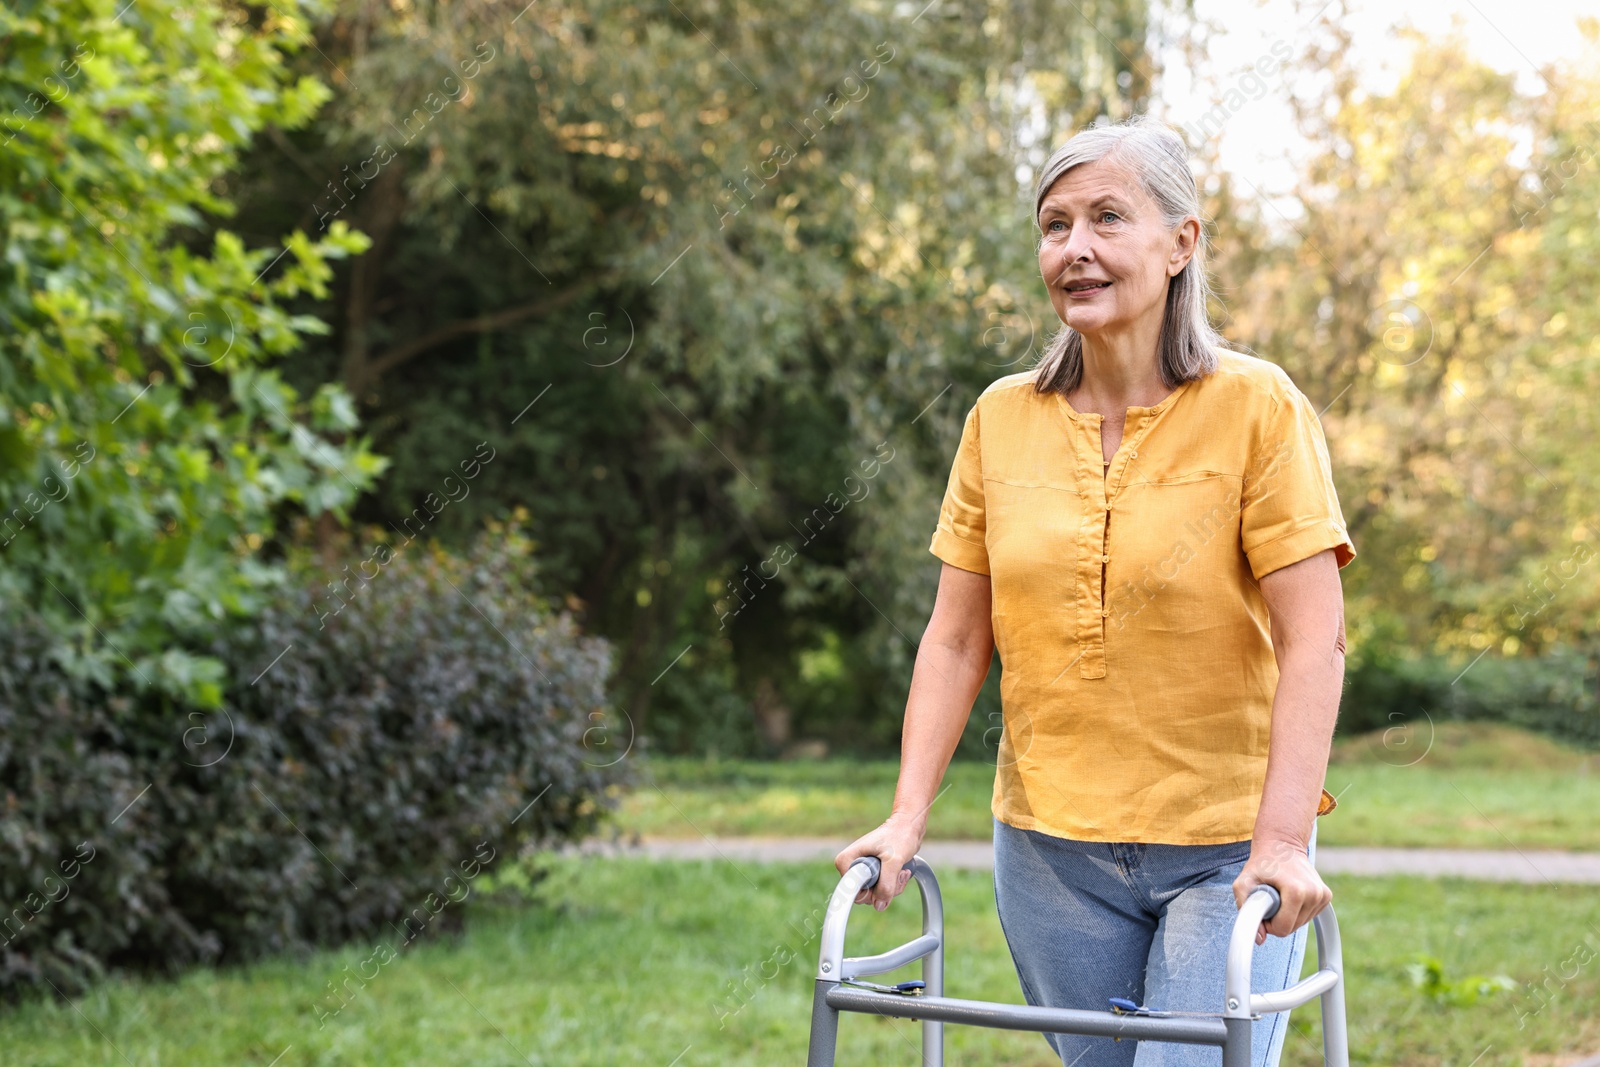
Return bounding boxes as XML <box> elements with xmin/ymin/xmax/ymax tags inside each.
<box><xmin>1169</xmin><ymin>216</ymin><xmax>1200</xmax><ymax>276</ymax></box>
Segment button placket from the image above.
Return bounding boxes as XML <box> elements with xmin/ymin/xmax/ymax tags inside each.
<box><xmin>1091</xmin><ymin>413</ymin><xmax>1158</xmax><ymax>677</ymax></box>
<box><xmin>1076</xmin><ymin>414</ymin><xmax>1109</xmax><ymax>679</ymax></box>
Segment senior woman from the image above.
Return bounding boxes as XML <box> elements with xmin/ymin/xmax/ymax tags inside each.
<box><xmin>835</xmin><ymin>114</ymin><xmax>1354</xmax><ymax>1067</ymax></box>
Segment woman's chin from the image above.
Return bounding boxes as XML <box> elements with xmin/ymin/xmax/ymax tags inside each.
<box><xmin>1060</xmin><ymin>308</ymin><xmax>1113</xmax><ymax>335</ymax></box>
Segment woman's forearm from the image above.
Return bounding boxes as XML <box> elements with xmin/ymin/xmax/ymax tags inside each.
<box><xmin>885</xmin><ymin>563</ymin><xmax>995</xmax><ymax>833</ymax></box>
<box><xmin>833</xmin><ymin>568</ymin><xmax>992</xmax><ymax>907</ymax></box>
<box><xmin>890</xmin><ymin>636</ymin><xmax>993</xmax><ymax>833</ymax></box>
<box><xmin>1253</xmin><ymin>550</ymin><xmax>1347</xmax><ymax>853</ymax></box>
<box><xmin>1253</xmin><ymin>643</ymin><xmax>1343</xmax><ymax>851</ymax></box>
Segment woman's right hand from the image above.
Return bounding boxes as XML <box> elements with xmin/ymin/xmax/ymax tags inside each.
<box><xmin>834</xmin><ymin>813</ymin><xmax>926</xmax><ymax>912</ymax></box>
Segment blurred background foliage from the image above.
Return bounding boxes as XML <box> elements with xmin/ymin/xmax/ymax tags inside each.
<box><xmin>220</xmin><ymin>0</ymin><xmax>1176</xmax><ymax>757</ymax></box>
<box><xmin>221</xmin><ymin>0</ymin><xmax>1599</xmax><ymax>756</ymax></box>
<box><xmin>2</xmin><ymin>0</ymin><xmax>1599</xmax><ymax>942</ymax></box>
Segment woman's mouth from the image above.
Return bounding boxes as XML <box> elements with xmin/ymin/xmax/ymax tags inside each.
<box><xmin>1065</xmin><ymin>281</ymin><xmax>1111</xmax><ymax>298</ymax></box>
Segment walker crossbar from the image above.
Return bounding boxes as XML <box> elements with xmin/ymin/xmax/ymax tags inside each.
<box><xmin>806</xmin><ymin>855</ymin><xmax>1351</xmax><ymax>1067</ymax></box>
<box><xmin>827</xmin><ymin>986</ymin><xmax>1229</xmax><ymax>1043</ymax></box>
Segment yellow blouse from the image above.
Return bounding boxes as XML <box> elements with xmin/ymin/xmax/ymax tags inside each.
<box><xmin>929</xmin><ymin>349</ymin><xmax>1355</xmax><ymax>845</ymax></box>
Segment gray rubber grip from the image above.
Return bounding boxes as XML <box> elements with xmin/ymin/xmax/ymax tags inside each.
<box><xmin>1255</xmin><ymin>885</ymin><xmax>1281</xmax><ymax>920</ymax></box>
<box><xmin>853</xmin><ymin>856</ymin><xmax>882</xmax><ymax>889</ymax></box>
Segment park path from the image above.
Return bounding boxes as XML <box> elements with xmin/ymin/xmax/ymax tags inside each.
<box><xmin>575</xmin><ymin>836</ymin><xmax>1600</xmax><ymax>884</ymax></box>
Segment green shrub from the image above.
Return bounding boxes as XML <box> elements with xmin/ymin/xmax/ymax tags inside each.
<box><xmin>0</xmin><ymin>528</ymin><xmax>626</xmax><ymax>1000</ymax></box>
<box><xmin>1340</xmin><ymin>642</ymin><xmax>1600</xmax><ymax>749</ymax></box>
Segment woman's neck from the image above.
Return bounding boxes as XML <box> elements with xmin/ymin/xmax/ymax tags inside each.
<box><xmin>1071</xmin><ymin>333</ymin><xmax>1168</xmax><ymax>415</ymax></box>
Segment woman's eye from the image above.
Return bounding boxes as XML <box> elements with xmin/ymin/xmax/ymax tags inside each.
<box><xmin>1047</xmin><ymin>220</ymin><xmax>1065</xmax><ymax>232</ymax></box>
<box><xmin>1099</xmin><ymin>211</ymin><xmax>1119</xmax><ymax>224</ymax></box>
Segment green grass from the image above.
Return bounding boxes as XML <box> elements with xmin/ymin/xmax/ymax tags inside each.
<box><xmin>618</xmin><ymin>723</ymin><xmax>1600</xmax><ymax>850</ymax></box>
<box><xmin>1</xmin><ymin>856</ymin><xmax>1596</xmax><ymax>1066</ymax></box>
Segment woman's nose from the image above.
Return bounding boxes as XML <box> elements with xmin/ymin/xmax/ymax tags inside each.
<box><xmin>1047</xmin><ymin>239</ymin><xmax>1091</xmax><ymax>284</ymax></box>
<box><xmin>1053</xmin><ymin>226</ymin><xmax>1093</xmax><ymax>271</ymax></box>
<box><xmin>1064</xmin><ymin>230</ymin><xmax>1094</xmax><ymax>262</ymax></box>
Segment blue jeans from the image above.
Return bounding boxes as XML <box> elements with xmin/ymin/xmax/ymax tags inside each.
<box><xmin>992</xmin><ymin>817</ymin><xmax>1317</xmax><ymax>1066</ymax></box>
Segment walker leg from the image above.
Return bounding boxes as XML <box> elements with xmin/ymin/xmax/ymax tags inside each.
<box><xmin>1221</xmin><ymin>1016</ymin><xmax>1252</xmax><ymax>1067</ymax></box>
<box><xmin>923</xmin><ymin>929</ymin><xmax>944</xmax><ymax>1067</ymax></box>
<box><xmin>1319</xmin><ymin>980</ymin><xmax>1350</xmax><ymax>1067</ymax></box>
<box><xmin>1314</xmin><ymin>905</ymin><xmax>1351</xmax><ymax>1067</ymax></box>
<box><xmin>806</xmin><ymin>980</ymin><xmax>841</xmax><ymax>1067</ymax></box>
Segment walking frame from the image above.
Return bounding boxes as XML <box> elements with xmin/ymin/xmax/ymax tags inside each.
<box><xmin>806</xmin><ymin>856</ymin><xmax>1351</xmax><ymax>1067</ymax></box>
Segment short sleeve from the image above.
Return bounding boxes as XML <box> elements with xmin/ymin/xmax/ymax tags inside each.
<box><xmin>1240</xmin><ymin>384</ymin><xmax>1356</xmax><ymax>580</ymax></box>
<box><xmin>929</xmin><ymin>402</ymin><xmax>990</xmax><ymax>575</ymax></box>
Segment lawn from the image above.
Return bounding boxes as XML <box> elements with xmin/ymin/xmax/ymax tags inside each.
<box><xmin>1</xmin><ymin>855</ymin><xmax>1596</xmax><ymax>1066</ymax></box>
<box><xmin>616</xmin><ymin>723</ymin><xmax>1600</xmax><ymax>850</ymax></box>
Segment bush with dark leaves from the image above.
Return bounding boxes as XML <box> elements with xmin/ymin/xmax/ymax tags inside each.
<box><xmin>0</xmin><ymin>525</ymin><xmax>625</xmax><ymax>1000</ymax></box>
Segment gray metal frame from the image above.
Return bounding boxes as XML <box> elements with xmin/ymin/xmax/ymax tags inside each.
<box><xmin>806</xmin><ymin>855</ymin><xmax>1350</xmax><ymax>1067</ymax></box>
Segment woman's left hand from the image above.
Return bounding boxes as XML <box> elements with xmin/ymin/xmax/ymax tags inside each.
<box><xmin>1232</xmin><ymin>838</ymin><xmax>1332</xmax><ymax>945</ymax></box>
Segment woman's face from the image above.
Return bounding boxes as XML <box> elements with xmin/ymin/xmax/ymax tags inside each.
<box><xmin>1036</xmin><ymin>158</ymin><xmax>1197</xmax><ymax>341</ymax></box>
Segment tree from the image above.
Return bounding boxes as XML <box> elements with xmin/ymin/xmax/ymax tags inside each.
<box><xmin>1210</xmin><ymin>10</ymin><xmax>1600</xmax><ymax>664</ymax></box>
<box><xmin>226</xmin><ymin>0</ymin><xmax>1172</xmax><ymax>753</ymax></box>
<box><xmin>0</xmin><ymin>0</ymin><xmax>382</xmax><ymax>705</ymax></box>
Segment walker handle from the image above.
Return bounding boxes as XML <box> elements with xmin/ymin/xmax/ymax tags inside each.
<box><xmin>851</xmin><ymin>856</ymin><xmax>883</xmax><ymax>890</ymax></box>
<box><xmin>1252</xmin><ymin>884</ymin><xmax>1281</xmax><ymax>921</ymax></box>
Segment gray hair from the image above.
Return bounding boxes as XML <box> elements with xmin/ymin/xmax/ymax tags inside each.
<box><xmin>1029</xmin><ymin>114</ymin><xmax>1227</xmax><ymax>395</ymax></box>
